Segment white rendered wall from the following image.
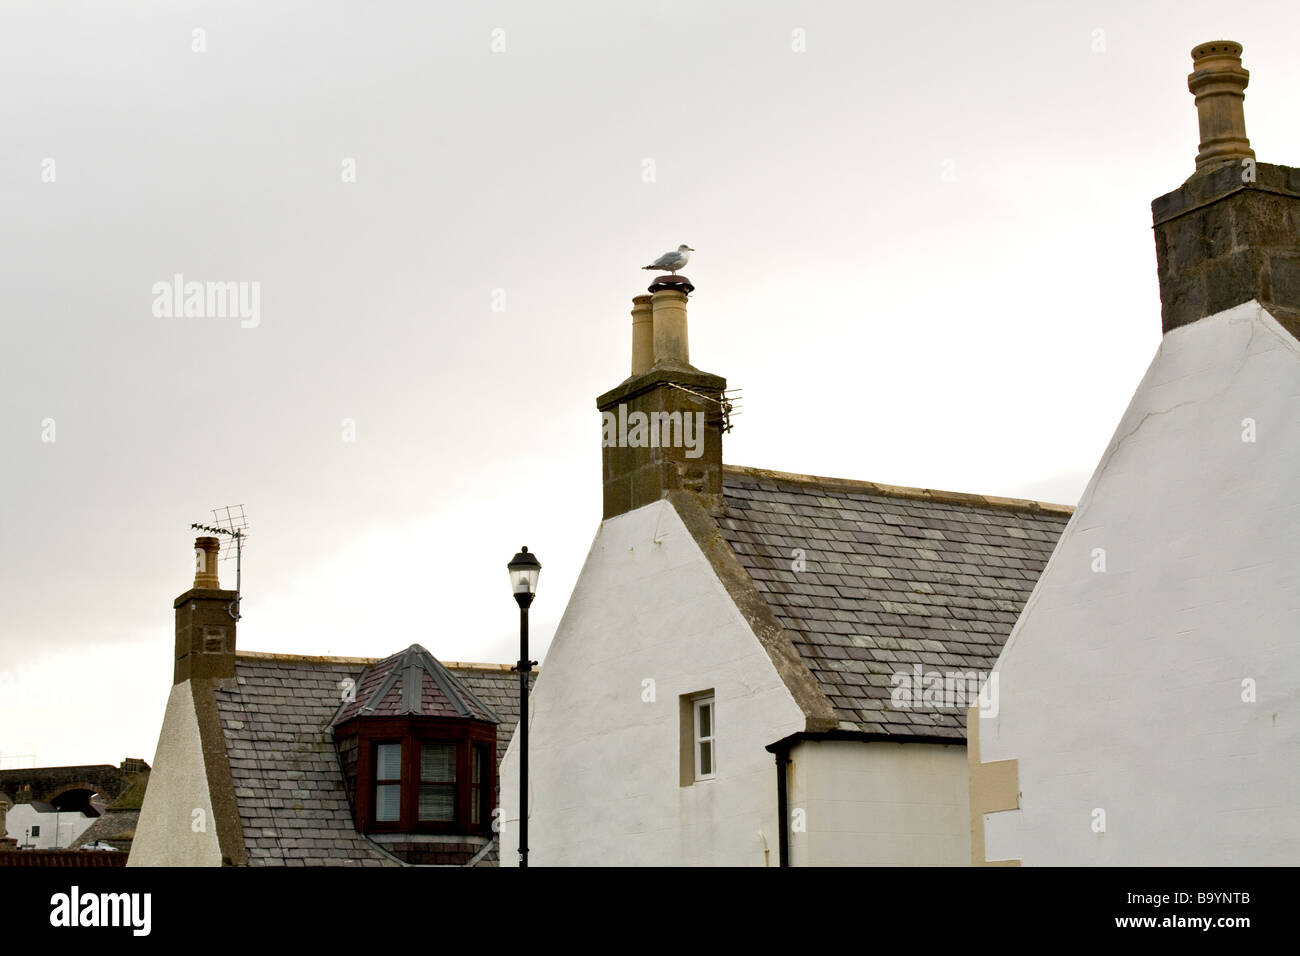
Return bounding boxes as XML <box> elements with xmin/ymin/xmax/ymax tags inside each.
<box><xmin>980</xmin><ymin>301</ymin><xmax>1300</xmax><ymax>865</ymax></box>
<box><xmin>789</xmin><ymin>740</ymin><xmax>970</xmax><ymax>865</ymax></box>
<box><xmin>499</xmin><ymin>499</ymin><xmax>807</xmax><ymax>866</ymax></box>
<box><xmin>4</xmin><ymin>804</ymin><xmax>92</xmax><ymax>849</ymax></box>
<box><xmin>127</xmin><ymin>681</ymin><xmax>221</xmax><ymax>866</ymax></box>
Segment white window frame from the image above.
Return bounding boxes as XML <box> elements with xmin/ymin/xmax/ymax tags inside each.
<box><xmin>693</xmin><ymin>696</ymin><xmax>716</xmax><ymax>781</ymax></box>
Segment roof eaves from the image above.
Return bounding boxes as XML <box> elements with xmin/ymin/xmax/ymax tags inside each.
<box><xmin>764</xmin><ymin>728</ymin><xmax>968</xmax><ymax>753</ymax></box>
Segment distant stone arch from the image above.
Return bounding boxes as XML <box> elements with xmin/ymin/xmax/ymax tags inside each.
<box><xmin>0</xmin><ymin>762</ymin><xmax>146</xmax><ymax>814</ymax></box>
<box><xmin>47</xmin><ymin>785</ymin><xmax>100</xmax><ymax>816</ymax></box>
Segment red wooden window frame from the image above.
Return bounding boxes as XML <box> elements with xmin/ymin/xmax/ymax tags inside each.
<box><xmin>338</xmin><ymin>716</ymin><xmax>496</xmax><ymax>836</ymax></box>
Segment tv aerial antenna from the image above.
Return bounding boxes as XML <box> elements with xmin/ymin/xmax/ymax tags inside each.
<box><xmin>191</xmin><ymin>504</ymin><xmax>249</xmax><ymax>621</ymax></box>
<box><xmin>664</xmin><ymin>382</ymin><xmax>743</xmax><ymax>433</ymax></box>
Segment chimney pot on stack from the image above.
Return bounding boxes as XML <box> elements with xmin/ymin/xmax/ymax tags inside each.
<box><xmin>648</xmin><ymin>275</ymin><xmax>694</xmax><ymax>368</ymax></box>
<box><xmin>193</xmin><ymin>536</ymin><xmax>221</xmax><ymax>589</ymax></box>
<box><xmin>1188</xmin><ymin>41</ymin><xmax>1255</xmax><ymax>173</ymax></box>
<box><xmin>630</xmin><ymin>295</ymin><xmax>654</xmax><ymax>375</ymax></box>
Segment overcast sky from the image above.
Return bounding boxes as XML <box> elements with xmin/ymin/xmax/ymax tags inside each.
<box><xmin>3</xmin><ymin>1</ymin><xmax>1298</xmax><ymax>768</ymax></box>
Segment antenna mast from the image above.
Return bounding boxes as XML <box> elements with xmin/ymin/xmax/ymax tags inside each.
<box><xmin>191</xmin><ymin>504</ymin><xmax>249</xmax><ymax>621</ymax></box>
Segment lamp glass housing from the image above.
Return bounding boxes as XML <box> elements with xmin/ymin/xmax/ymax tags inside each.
<box><xmin>507</xmin><ymin>547</ymin><xmax>541</xmax><ymax>598</ymax></box>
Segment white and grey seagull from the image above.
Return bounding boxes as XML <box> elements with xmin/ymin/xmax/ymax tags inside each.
<box><xmin>642</xmin><ymin>244</ymin><xmax>694</xmax><ymax>275</ymax></box>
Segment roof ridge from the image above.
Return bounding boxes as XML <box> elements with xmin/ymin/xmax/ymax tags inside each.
<box><xmin>236</xmin><ymin>650</ymin><xmax>518</xmax><ymax>670</ymax></box>
<box><xmin>723</xmin><ymin>464</ymin><xmax>1074</xmax><ymax>516</ymax></box>
<box><xmin>236</xmin><ymin>650</ymin><xmax>379</xmax><ymax>665</ymax></box>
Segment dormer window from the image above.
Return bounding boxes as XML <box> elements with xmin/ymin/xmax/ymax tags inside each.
<box><xmin>352</xmin><ymin>728</ymin><xmax>494</xmax><ymax>833</ymax></box>
<box><xmin>331</xmin><ymin>644</ymin><xmax>501</xmax><ymax>838</ymax></box>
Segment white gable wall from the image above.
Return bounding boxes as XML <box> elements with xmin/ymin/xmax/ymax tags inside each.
<box><xmin>499</xmin><ymin>499</ymin><xmax>807</xmax><ymax>866</ymax></box>
<box><xmin>790</xmin><ymin>739</ymin><xmax>970</xmax><ymax>865</ymax></box>
<box><xmin>979</xmin><ymin>301</ymin><xmax>1300</xmax><ymax>864</ymax></box>
<box><xmin>127</xmin><ymin>680</ymin><xmax>221</xmax><ymax>866</ymax></box>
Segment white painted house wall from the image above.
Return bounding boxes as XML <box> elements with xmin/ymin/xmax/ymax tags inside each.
<box><xmin>4</xmin><ymin>803</ymin><xmax>93</xmax><ymax>849</ymax></box>
<box><xmin>499</xmin><ymin>499</ymin><xmax>807</xmax><ymax>866</ymax></box>
<box><xmin>127</xmin><ymin>680</ymin><xmax>221</xmax><ymax>866</ymax></box>
<box><xmin>789</xmin><ymin>740</ymin><xmax>970</xmax><ymax>865</ymax></box>
<box><xmin>979</xmin><ymin>301</ymin><xmax>1300</xmax><ymax>865</ymax></box>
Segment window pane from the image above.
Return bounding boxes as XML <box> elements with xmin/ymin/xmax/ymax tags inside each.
<box><xmin>698</xmin><ymin>701</ymin><xmax>712</xmax><ymax>737</ymax></box>
<box><xmin>419</xmin><ymin>784</ymin><xmax>456</xmax><ymax>822</ymax></box>
<box><xmin>422</xmin><ymin>743</ymin><xmax>456</xmax><ymax>783</ymax></box>
<box><xmin>472</xmin><ymin>746</ymin><xmax>483</xmax><ymax>785</ymax></box>
<box><xmin>699</xmin><ymin>740</ymin><xmax>712</xmax><ymax>776</ymax></box>
<box><xmin>376</xmin><ymin>743</ymin><xmax>401</xmax><ymax>781</ymax></box>
<box><xmin>471</xmin><ymin>786</ymin><xmax>481</xmax><ymax>825</ymax></box>
<box><xmin>375</xmin><ymin>783</ymin><xmax>401</xmax><ymax>822</ymax></box>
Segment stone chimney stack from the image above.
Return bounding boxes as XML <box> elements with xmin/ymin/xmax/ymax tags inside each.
<box><xmin>174</xmin><ymin>536</ymin><xmax>238</xmax><ymax>684</ymax></box>
<box><xmin>599</xmin><ymin>273</ymin><xmax>726</xmax><ymax>519</ymax></box>
<box><xmin>1152</xmin><ymin>41</ymin><xmax>1300</xmax><ymax>336</ymax></box>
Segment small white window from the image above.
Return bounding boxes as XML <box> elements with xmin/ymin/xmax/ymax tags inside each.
<box><xmin>693</xmin><ymin>696</ymin><xmax>716</xmax><ymax>780</ymax></box>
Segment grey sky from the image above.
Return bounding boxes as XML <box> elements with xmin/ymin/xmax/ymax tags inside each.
<box><xmin>3</xmin><ymin>1</ymin><xmax>1298</xmax><ymax>766</ymax></box>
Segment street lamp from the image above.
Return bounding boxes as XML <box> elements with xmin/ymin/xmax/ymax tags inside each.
<box><xmin>507</xmin><ymin>545</ymin><xmax>540</xmax><ymax>867</ymax></box>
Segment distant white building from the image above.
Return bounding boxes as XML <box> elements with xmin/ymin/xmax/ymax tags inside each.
<box><xmin>969</xmin><ymin>42</ymin><xmax>1300</xmax><ymax>865</ymax></box>
<box><xmin>4</xmin><ymin>801</ymin><xmax>95</xmax><ymax>849</ymax></box>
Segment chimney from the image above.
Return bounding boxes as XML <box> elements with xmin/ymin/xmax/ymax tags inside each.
<box><xmin>598</xmin><ymin>274</ymin><xmax>726</xmax><ymax>519</ymax></box>
<box><xmin>1188</xmin><ymin>41</ymin><xmax>1255</xmax><ymax>173</ymax></box>
<box><xmin>173</xmin><ymin>536</ymin><xmax>238</xmax><ymax>684</ymax></box>
<box><xmin>1153</xmin><ymin>41</ymin><xmax>1300</xmax><ymax>336</ymax></box>
<box><xmin>630</xmin><ymin>295</ymin><xmax>654</xmax><ymax>375</ymax></box>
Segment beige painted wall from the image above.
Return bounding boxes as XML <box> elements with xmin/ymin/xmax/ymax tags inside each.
<box><xmin>789</xmin><ymin>739</ymin><xmax>970</xmax><ymax>865</ymax></box>
<box><xmin>127</xmin><ymin>681</ymin><xmax>221</xmax><ymax>866</ymax></box>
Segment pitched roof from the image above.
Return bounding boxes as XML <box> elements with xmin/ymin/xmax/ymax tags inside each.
<box><xmin>68</xmin><ymin>809</ymin><xmax>140</xmax><ymax>852</ymax></box>
<box><xmin>213</xmin><ymin>650</ymin><xmax>527</xmax><ymax>866</ymax></box>
<box><xmin>331</xmin><ymin>644</ymin><xmax>500</xmax><ymax>726</ymax></box>
<box><xmin>713</xmin><ymin>465</ymin><xmax>1072</xmax><ymax>739</ymax></box>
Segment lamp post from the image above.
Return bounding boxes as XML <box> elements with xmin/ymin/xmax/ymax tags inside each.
<box><xmin>507</xmin><ymin>545</ymin><xmax>541</xmax><ymax>867</ymax></box>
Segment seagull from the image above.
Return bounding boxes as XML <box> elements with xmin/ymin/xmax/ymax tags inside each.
<box><xmin>642</xmin><ymin>244</ymin><xmax>694</xmax><ymax>275</ymax></box>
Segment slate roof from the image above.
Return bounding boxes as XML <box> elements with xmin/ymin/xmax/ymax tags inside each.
<box><xmin>213</xmin><ymin>650</ymin><xmax>527</xmax><ymax>866</ymax></box>
<box><xmin>714</xmin><ymin>465</ymin><xmax>1072</xmax><ymax>739</ymax></box>
<box><xmin>68</xmin><ymin>809</ymin><xmax>140</xmax><ymax>853</ymax></box>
